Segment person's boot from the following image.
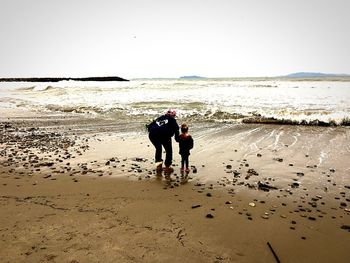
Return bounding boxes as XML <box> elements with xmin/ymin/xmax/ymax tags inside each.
<box><xmin>164</xmin><ymin>166</ymin><xmax>174</xmax><ymax>176</ymax></box>
<box><xmin>155</xmin><ymin>161</ymin><xmax>163</xmax><ymax>176</ymax></box>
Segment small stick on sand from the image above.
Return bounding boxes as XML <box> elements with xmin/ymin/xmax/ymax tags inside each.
<box><xmin>267</xmin><ymin>242</ymin><xmax>281</xmax><ymax>263</ymax></box>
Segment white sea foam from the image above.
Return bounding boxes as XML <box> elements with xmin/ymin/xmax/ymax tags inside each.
<box><xmin>318</xmin><ymin>151</ymin><xmax>328</xmax><ymax>165</ymax></box>
<box><xmin>0</xmin><ymin>79</ymin><xmax>349</xmax><ymax>123</ymax></box>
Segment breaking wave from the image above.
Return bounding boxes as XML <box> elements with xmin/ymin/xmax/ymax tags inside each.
<box><xmin>1</xmin><ymin>78</ymin><xmax>349</xmax><ymax>126</ymax></box>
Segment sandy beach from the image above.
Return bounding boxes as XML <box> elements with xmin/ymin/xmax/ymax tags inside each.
<box><xmin>0</xmin><ymin>110</ymin><xmax>349</xmax><ymax>263</ymax></box>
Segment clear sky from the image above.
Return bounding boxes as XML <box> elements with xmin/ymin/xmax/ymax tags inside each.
<box><xmin>0</xmin><ymin>0</ymin><xmax>349</xmax><ymax>78</ymax></box>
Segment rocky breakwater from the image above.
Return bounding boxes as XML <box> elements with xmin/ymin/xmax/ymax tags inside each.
<box><xmin>0</xmin><ymin>76</ymin><xmax>129</xmax><ymax>82</ymax></box>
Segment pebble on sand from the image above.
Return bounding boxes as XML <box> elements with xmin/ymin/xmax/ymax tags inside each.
<box><xmin>340</xmin><ymin>225</ymin><xmax>350</xmax><ymax>231</ymax></box>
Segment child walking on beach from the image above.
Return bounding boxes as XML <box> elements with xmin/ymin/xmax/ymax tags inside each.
<box><xmin>178</xmin><ymin>123</ymin><xmax>194</xmax><ymax>172</ymax></box>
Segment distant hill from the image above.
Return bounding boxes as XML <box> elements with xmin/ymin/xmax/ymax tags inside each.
<box><xmin>180</xmin><ymin>75</ymin><xmax>206</xmax><ymax>79</ymax></box>
<box><xmin>284</xmin><ymin>72</ymin><xmax>350</xmax><ymax>78</ymax></box>
<box><xmin>0</xmin><ymin>76</ymin><xmax>129</xmax><ymax>82</ymax></box>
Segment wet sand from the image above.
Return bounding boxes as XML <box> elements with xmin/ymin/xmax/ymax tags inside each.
<box><xmin>0</xmin><ymin>112</ymin><xmax>349</xmax><ymax>263</ymax></box>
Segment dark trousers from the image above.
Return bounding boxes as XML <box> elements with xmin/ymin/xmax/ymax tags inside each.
<box><xmin>181</xmin><ymin>154</ymin><xmax>189</xmax><ymax>168</ymax></box>
<box><xmin>149</xmin><ymin>134</ymin><xmax>173</xmax><ymax>166</ymax></box>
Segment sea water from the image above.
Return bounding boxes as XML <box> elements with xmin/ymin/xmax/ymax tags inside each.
<box><xmin>0</xmin><ymin>78</ymin><xmax>349</xmax><ymax>124</ymax></box>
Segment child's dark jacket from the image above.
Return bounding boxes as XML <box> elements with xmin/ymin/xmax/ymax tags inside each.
<box><xmin>179</xmin><ymin>134</ymin><xmax>194</xmax><ymax>156</ymax></box>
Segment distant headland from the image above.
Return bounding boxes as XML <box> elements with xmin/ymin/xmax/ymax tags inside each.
<box><xmin>179</xmin><ymin>75</ymin><xmax>206</xmax><ymax>79</ymax></box>
<box><xmin>0</xmin><ymin>76</ymin><xmax>129</xmax><ymax>82</ymax></box>
<box><xmin>283</xmin><ymin>72</ymin><xmax>350</xmax><ymax>78</ymax></box>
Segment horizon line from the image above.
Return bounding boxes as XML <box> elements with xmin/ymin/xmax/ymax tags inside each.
<box><xmin>1</xmin><ymin>72</ymin><xmax>350</xmax><ymax>81</ymax></box>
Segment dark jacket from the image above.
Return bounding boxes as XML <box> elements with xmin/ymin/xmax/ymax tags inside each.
<box><xmin>179</xmin><ymin>134</ymin><xmax>194</xmax><ymax>156</ymax></box>
<box><xmin>148</xmin><ymin>115</ymin><xmax>180</xmax><ymax>141</ymax></box>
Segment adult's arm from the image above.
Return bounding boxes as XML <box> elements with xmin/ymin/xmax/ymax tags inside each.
<box><xmin>189</xmin><ymin>136</ymin><xmax>194</xmax><ymax>149</ymax></box>
<box><xmin>173</xmin><ymin>120</ymin><xmax>180</xmax><ymax>142</ymax></box>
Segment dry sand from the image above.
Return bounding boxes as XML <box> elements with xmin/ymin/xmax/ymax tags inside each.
<box><xmin>0</xmin><ymin>112</ymin><xmax>349</xmax><ymax>263</ymax></box>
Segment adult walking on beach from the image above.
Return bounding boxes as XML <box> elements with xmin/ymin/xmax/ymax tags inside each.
<box><xmin>147</xmin><ymin>109</ymin><xmax>180</xmax><ymax>176</ymax></box>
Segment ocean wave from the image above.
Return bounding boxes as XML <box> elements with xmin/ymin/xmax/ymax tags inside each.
<box><xmin>15</xmin><ymin>85</ymin><xmax>58</xmax><ymax>92</ymax></box>
<box><xmin>130</xmin><ymin>101</ymin><xmax>207</xmax><ymax>111</ymax></box>
<box><xmin>3</xmin><ymin>96</ymin><xmax>350</xmax><ymax>126</ymax></box>
<box><xmin>33</xmin><ymin>85</ymin><xmax>59</xmax><ymax>91</ymax></box>
<box><xmin>203</xmin><ymin>110</ymin><xmax>246</xmax><ymax>120</ymax></box>
<box><xmin>242</xmin><ymin>116</ymin><xmax>350</xmax><ymax>126</ymax></box>
<box><xmin>0</xmin><ymin>97</ymin><xmax>33</xmax><ymax>108</ymax></box>
<box><xmin>39</xmin><ymin>102</ymin><xmax>350</xmax><ymax>126</ymax></box>
<box><xmin>251</xmin><ymin>84</ymin><xmax>278</xmax><ymax>88</ymax></box>
<box><xmin>45</xmin><ymin>104</ymin><xmax>109</xmax><ymax>114</ymax></box>
<box><xmin>14</xmin><ymin>86</ymin><xmax>36</xmax><ymax>91</ymax></box>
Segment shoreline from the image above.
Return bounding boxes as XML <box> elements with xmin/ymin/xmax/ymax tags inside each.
<box><xmin>0</xmin><ymin>114</ymin><xmax>349</xmax><ymax>262</ymax></box>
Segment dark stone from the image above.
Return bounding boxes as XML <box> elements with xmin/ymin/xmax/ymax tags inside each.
<box><xmin>206</xmin><ymin>213</ymin><xmax>214</xmax><ymax>219</ymax></box>
<box><xmin>291</xmin><ymin>182</ymin><xmax>300</xmax><ymax>188</ymax></box>
<box><xmin>258</xmin><ymin>181</ymin><xmax>277</xmax><ymax>191</ymax></box>
<box><xmin>247</xmin><ymin>169</ymin><xmax>259</xmax><ymax>176</ymax></box>
<box><xmin>233</xmin><ymin>170</ymin><xmax>241</xmax><ymax>177</ymax></box>
<box><xmin>340</xmin><ymin>225</ymin><xmax>350</xmax><ymax>231</ymax></box>
<box><xmin>191</xmin><ymin>166</ymin><xmax>197</xmax><ymax>173</ymax></box>
<box><xmin>191</xmin><ymin>204</ymin><xmax>201</xmax><ymax>209</ymax></box>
